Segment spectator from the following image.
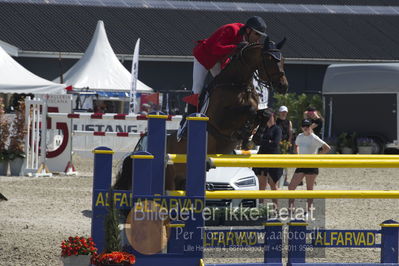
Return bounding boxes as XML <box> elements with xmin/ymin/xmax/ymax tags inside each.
<box><xmin>95</xmin><ymin>101</ymin><xmax>107</xmax><ymax>113</ymax></box>
<box><xmin>252</xmin><ymin>109</ymin><xmax>282</xmax><ymax>208</ymax></box>
<box><xmin>276</xmin><ymin>105</ymin><xmax>293</xmax><ymax>186</ymax></box>
<box><xmin>288</xmin><ymin>119</ymin><xmax>331</xmax><ymax>212</ymax></box>
<box><xmin>276</xmin><ymin>105</ymin><xmax>293</xmax><ymax>143</ymax></box>
<box><xmin>304</xmin><ymin>106</ymin><xmax>324</xmax><ymax>138</ymax></box>
<box><xmin>140</xmin><ymin>103</ymin><xmax>151</xmax><ymax>115</ymax></box>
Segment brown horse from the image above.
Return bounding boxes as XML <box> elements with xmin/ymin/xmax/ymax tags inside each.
<box><xmin>113</xmin><ymin>38</ymin><xmax>288</xmax><ymax>191</ymax></box>
<box><xmin>165</xmin><ymin>38</ymin><xmax>288</xmax><ymax>190</ymax></box>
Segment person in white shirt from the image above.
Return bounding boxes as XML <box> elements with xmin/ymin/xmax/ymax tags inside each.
<box><xmin>288</xmin><ymin>119</ymin><xmax>331</xmax><ymax>211</ymax></box>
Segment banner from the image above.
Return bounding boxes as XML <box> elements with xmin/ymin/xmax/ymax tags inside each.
<box><xmin>129</xmin><ymin>38</ymin><xmax>140</xmax><ymax>114</ymax></box>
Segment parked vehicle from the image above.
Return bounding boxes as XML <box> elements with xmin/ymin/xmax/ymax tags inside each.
<box><xmin>323</xmin><ymin>63</ymin><xmax>399</xmax><ymax>153</ymax></box>
<box><xmin>133</xmin><ymin>132</ymin><xmax>259</xmax><ymax>207</ymax></box>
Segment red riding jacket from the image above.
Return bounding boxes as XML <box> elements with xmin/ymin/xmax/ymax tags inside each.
<box><xmin>193</xmin><ymin>23</ymin><xmax>245</xmax><ymax>70</ymax></box>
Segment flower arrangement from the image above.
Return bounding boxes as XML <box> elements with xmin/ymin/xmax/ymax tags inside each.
<box><xmin>91</xmin><ymin>251</ymin><xmax>136</xmax><ymax>265</ymax></box>
<box><xmin>279</xmin><ymin>140</ymin><xmax>292</xmax><ymax>154</ymax></box>
<box><xmin>61</xmin><ymin>236</ymin><xmax>97</xmax><ymax>257</ymax></box>
<box><xmin>0</xmin><ymin>97</ymin><xmax>10</xmax><ymax>161</ymax></box>
<box><xmin>357</xmin><ymin>137</ymin><xmax>374</xmax><ymax>147</ymax></box>
<box><xmin>8</xmin><ymin>100</ymin><xmax>26</xmax><ymax>160</ymax></box>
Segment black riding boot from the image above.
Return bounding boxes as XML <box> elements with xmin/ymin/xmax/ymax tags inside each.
<box><xmin>178</xmin><ymin>104</ymin><xmax>198</xmax><ymax>140</ymax></box>
<box><xmin>179</xmin><ymin>104</ymin><xmax>197</xmax><ymax>127</ymax></box>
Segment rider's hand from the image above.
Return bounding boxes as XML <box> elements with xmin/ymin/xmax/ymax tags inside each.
<box><xmin>236</xmin><ymin>41</ymin><xmax>249</xmax><ymax>51</ymax></box>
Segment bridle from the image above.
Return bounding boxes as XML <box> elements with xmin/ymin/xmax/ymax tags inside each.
<box><xmin>209</xmin><ymin>43</ymin><xmax>284</xmax><ymax>93</ymax></box>
<box><xmin>237</xmin><ymin>43</ymin><xmax>285</xmax><ymax>92</ymax></box>
<box><xmin>255</xmin><ymin>47</ymin><xmax>285</xmax><ymax>89</ymax></box>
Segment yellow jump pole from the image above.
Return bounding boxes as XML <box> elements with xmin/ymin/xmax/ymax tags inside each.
<box><xmin>169</xmin><ymin>190</ymin><xmax>399</xmax><ymax>199</ymax></box>
<box><xmin>209</xmin><ymin>158</ymin><xmax>399</xmax><ymax>168</ymax></box>
<box><xmin>168</xmin><ymin>154</ymin><xmax>399</xmax><ymax>164</ymax></box>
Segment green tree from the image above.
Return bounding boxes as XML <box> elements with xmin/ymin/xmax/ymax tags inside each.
<box><xmin>104</xmin><ymin>190</ymin><xmax>122</xmax><ymax>253</ymax></box>
<box><xmin>273</xmin><ymin>92</ymin><xmax>323</xmax><ymax>133</ymax></box>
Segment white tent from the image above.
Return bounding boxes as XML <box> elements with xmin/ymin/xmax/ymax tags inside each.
<box><xmin>55</xmin><ymin>21</ymin><xmax>152</xmax><ymax>93</ymax></box>
<box><xmin>0</xmin><ymin>44</ymin><xmax>66</xmax><ymax>94</ymax></box>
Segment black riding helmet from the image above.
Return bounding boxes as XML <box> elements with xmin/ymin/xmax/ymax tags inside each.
<box><xmin>244</xmin><ymin>16</ymin><xmax>267</xmax><ymax>36</ymax></box>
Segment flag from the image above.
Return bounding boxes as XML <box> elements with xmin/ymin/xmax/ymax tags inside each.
<box><xmin>129</xmin><ymin>38</ymin><xmax>140</xmax><ymax>114</ymax></box>
<box><xmin>182</xmin><ymin>94</ymin><xmax>199</xmax><ymax>107</ymax></box>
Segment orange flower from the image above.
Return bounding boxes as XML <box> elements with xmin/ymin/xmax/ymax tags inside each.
<box><xmin>91</xmin><ymin>251</ymin><xmax>136</xmax><ymax>265</ymax></box>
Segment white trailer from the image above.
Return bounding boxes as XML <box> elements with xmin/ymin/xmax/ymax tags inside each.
<box><xmin>323</xmin><ymin>63</ymin><xmax>399</xmax><ymax>153</ymax></box>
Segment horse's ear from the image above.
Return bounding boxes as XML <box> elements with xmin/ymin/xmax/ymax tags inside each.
<box><xmin>276</xmin><ymin>37</ymin><xmax>287</xmax><ymax>50</ymax></box>
<box><xmin>264</xmin><ymin>36</ymin><xmax>270</xmax><ymax>46</ymax></box>
<box><xmin>262</xmin><ymin>36</ymin><xmax>270</xmax><ymax>51</ymax></box>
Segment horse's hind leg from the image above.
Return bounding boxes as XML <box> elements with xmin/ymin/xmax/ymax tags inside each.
<box><xmin>165</xmin><ymin>165</ymin><xmax>176</xmax><ymax>191</ymax></box>
<box><xmin>113</xmin><ymin>155</ymin><xmax>133</xmax><ymax>190</ymax></box>
<box><xmin>175</xmin><ymin>177</ymin><xmax>186</xmax><ymax>191</ymax></box>
<box><xmin>166</xmin><ymin>163</ymin><xmax>187</xmax><ymax>191</ymax></box>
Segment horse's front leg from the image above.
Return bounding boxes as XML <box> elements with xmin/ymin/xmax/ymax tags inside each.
<box><xmin>235</xmin><ymin>106</ymin><xmax>262</xmax><ymax>150</ymax></box>
<box><xmin>238</xmin><ymin>119</ymin><xmax>258</xmax><ymax>150</ymax></box>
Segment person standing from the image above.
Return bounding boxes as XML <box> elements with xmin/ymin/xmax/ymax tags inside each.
<box><xmin>276</xmin><ymin>105</ymin><xmax>293</xmax><ymax>186</ymax></box>
<box><xmin>288</xmin><ymin>119</ymin><xmax>330</xmax><ymax>212</ymax></box>
<box><xmin>304</xmin><ymin>106</ymin><xmax>324</xmax><ymax>138</ymax></box>
<box><xmin>252</xmin><ymin>109</ymin><xmax>282</xmax><ymax>208</ymax></box>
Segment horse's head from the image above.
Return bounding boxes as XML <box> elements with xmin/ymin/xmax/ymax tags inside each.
<box><xmin>260</xmin><ymin>37</ymin><xmax>288</xmax><ymax>93</ymax></box>
<box><xmin>241</xmin><ymin>37</ymin><xmax>288</xmax><ymax>94</ymax></box>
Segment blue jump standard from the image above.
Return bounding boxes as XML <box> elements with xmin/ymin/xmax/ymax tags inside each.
<box><xmin>91</xmin><ymin>113</ymin><xmax>399</xmax><ymax>266</ymax></box>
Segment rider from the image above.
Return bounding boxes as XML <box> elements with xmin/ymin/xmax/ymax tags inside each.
<box><xmin>188</xmin><ymin>16</ymin><xmax>267</xmax><ymax>110</ymax></box>
<box><xmin>178</xmin><ymin>16</ymin><xmax>268</xmax><ymax>139</ymax></box>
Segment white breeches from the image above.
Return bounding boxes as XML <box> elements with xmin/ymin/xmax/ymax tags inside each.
<box><xmin>192</xmin><ymin>58</ymin><xmax>221</xmax><ymax>94</ymax></box>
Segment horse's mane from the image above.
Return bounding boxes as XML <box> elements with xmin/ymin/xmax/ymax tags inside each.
<box><xmin>239</xmin><ymin>42</ymin><xmax>263</xmax><ymax>57</ymax></box>
<box><xmin>214</xmin><ymin>42</ymin><xmax>262</xmax><ymax>80</ymax></box>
